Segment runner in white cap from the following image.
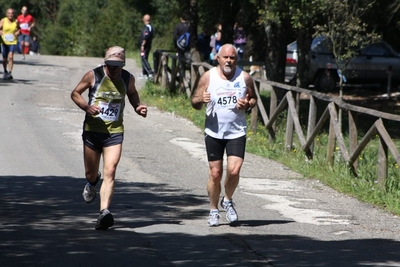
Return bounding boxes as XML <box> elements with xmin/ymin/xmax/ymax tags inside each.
<box><xmin>71</xmin><ymin>46</ymin><xmax>148</xmax><ymax>230</ymax></box>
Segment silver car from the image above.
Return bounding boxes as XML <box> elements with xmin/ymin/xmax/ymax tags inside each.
<box><xmin>285</xmin><ymin>37</ymin><xmax>400</xmax><ymax>91</ymax></box>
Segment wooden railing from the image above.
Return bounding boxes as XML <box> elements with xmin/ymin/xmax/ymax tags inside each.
<box><xmin>153</xmin><ymin>51</ymin><xmax>400</xmax><ymax>183</ymax></box>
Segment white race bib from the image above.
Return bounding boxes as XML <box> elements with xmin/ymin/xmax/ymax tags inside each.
<box><xmin>214</xmin><ymin>87</ymin><xmax>246</xmax><ymax>109</ymax></box>
<box><xmin>96</xmin><ymin>102</ymin><xmax>121</xmax><ymax>121</ymax></box>
<box><xmin>20</xmin><ymin>23</ymin><xmax>29</xmax><ymax>30</ymax></box>
<box><xmin>4</xmin><ymin>34</ymin><xmax>14</xmax><ymax>42</ymax></box>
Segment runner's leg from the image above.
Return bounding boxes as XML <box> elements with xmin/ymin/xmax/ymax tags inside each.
<box><xmin>99</xmin><ymin>144</ymin><xmax>122</xmax><ymax>211</ymax></box>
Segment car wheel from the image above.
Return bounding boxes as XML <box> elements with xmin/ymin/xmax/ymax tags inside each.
<box><xmin>314</xmin><ymin>70</ymin><xmax>338</xmax><ymax>92</ymax></box>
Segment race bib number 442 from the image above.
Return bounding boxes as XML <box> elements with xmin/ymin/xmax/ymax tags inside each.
<box><xmin>96</xmin><ymin>101</ymin><xmax>121</xmax><ymax>121</ymax></box>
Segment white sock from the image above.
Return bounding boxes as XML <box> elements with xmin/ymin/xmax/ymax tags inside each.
<box><xmin>223</xmin><ymin>197</ymin><xmax>231</xmax><ymax>202</ymax></box>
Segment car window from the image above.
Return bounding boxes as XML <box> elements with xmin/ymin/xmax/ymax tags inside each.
<box><xmin>287</xmin><ymin>41</ymin><xmax>297</xmax><ymax>51</ymax></box>
<box><xmin>312</xmin><ymin>38</ymin><xmax>332</xmax><ymax>53</ymax></box>
<box><xmin>361</xmin><ymin>43</ymin><xmax>391</xmax><ymax>57</ymax></box>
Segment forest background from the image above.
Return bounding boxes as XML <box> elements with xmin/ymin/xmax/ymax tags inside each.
<box><xmin>1</xmin><ymin>0</ymin><xmax>400</xmax><ymax>85</ymax></box>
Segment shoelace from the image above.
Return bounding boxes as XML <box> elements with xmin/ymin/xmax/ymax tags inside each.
<box><xmin>223</xmin><ymin>201</ymin><xmax>234</xmax><ymax>209</ymax></box>
<box><xmin>209</xmin><ymin>213</ymin><xmax>220</xmax><ymax>219</ymax></box>
<box><xmin>86</xmin><ymin>184</ymin><xmax>95</xmax><ymax>194</ymax></box>
<box><xmin>227</xmin><ymin>206</ymin><xmax>236</xmax><ymax>215</ymax></box>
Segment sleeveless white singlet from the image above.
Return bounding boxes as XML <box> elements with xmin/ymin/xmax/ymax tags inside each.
<box><xmin>204</xmin><ymin>67</ymin><xmax>247</xmax><ymax>139</ymax></box>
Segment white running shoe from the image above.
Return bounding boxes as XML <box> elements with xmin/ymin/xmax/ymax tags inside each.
<box><xmin>220</xmin><ymin>198</ymin><xmax>238</xmax><ymax>222</ymax></box>
<box><xmin>82</xmin><ymin>172</ymin><xmax>101</xmax><ymax>203</ymax></box>
<box><xmin>207</xmin><ymin>210</ymin><xmax>220</xmax><ymax>227</ymax></box>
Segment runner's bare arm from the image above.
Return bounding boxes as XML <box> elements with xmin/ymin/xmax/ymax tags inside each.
<box><xmin>127</xmin><ymin>74</ymin><xmax>147</xmax><ymax>118</ymax></box>
<box><xmin>70</xmin><ymin>71</ymin><xmax>100</xmax><ymax>115</ymax></box>
<box><xmin>244</xmin><ymin>71</ymin><xmax>257</xmax><ymax>109</ymax></box>
<box><xmin>236</xmin><ymin>71</ymin><xmax>257</xmax><ymax>110</ymax></box>
<box><xmin>191</xmin><ymin>71</ymin><xmax>210</xmax><ymax>110</ymax></box>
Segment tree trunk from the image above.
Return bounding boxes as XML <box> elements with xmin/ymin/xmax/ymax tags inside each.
<box><xmin>264</xmin><ymin>22</ymin><xmax>287</xmax><ymax>100</ymax></box>
<box><xmin>189</xmin><ymin>0</ymin><xmax>198</xmax><ymax>49</ymax></box>
<box><xmin>296</xmin><ymin>30</ymin><xmax>312</xmax><ymax>88</ymax></box>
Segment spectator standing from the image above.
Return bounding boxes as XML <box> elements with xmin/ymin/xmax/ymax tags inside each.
<box><xmin>70</xmin><ymin>46</ymin><xmax>148</xmax><ymax>230</ymax></box>
<box><xmin>0</xmin><ymin>8</ymin><xmax>20</xmax><ymax>80</ymax></box>
<box><xmin>210</xmin><ymin>23</ymin><xmax>222</xmax><ymax>65</ymax></box>
<box><xmin>191</xmin><ymin>44</ymin><xmax>257</xmax><ymax>227</ymax></box>
<box><xmin>173</xmin><ymin>13</ymin><xmax>191</xmax><ymax>79</ymax></box>
<box><xmin>29</xmin><ymin>35</ymin><xmax>40</xmax><ymax>55</ymax></box>
<box><xmin>197</xmin><ymin>28</ymin><xmax>211</xmax><ymax>61</ymax></box>
<box><xmin>17</xmin><ymin>6</ymin><xmax>34</xmax><ymax>60</ymax></box>
<box><xmin>138</xmin><ymin>14</ymin><xmax>154</xmax><ymax>80</ymax></box>
<box><xmin>233</xmin><ymin>23</ymin><xmax>246</xmax><ymax>61</ymax></box>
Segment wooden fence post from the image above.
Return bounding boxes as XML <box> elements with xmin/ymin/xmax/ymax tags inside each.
<box><xmin>269</xmin><ymin>87</ymin><xmax>278</xmax><ymax>142</ymax></box>
<box><xmin>285</xmin><ymin>92</ymin><xmax>294</xmax><ymax>152</ymax></box>
<box><xmin>307</xmin><ymin>96</ymin><xmax>317</xmax><ymax>156</ymax></box>
<box><xmin>161</xmin><ymin>54</ymin><xmax>168</xmax><ymax>88</ymax></box>
<box><xmin>250</xmin><ymin>80</ymin><xmax>261</xmax><ymax>134</ymax></box>
<box><xmin>377</xmin><ymin>137</ymin><xmax>388</xmax><ymax>185</ymax></box>
<box><xmin>170</xmin><ymin>57</ymin><xmax>178</xmax><ymax>92</ymax></box>
<box><xmin>348</xmin><ymin>110</ymin><xmax>358</xmax><ymax>171</ymax></box>
<box><xmin>327</xmin><ymin>105</ymin><xmax>336</xmax><ymax>166</ymax></box>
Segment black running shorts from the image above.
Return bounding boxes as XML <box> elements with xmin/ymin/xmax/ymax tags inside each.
<box><xmin>205</xmin><ymin>135</ymin><xmax>246</xmax><ymax>161</ymax></box>
<box><xmin>82</xmin><ymin>131</ymin><xmax>124</xmax><ymax>153</ymax></box>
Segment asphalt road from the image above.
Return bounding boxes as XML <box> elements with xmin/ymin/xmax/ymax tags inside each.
<box><xmin>1</xmin><ymin>54</ymin><xmax>400</xmax><ymax>267</ymax></box>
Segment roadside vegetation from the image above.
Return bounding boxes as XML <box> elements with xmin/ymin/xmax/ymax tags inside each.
<box><xmin>140</xmin><ymin>81</ymin><xmax>400</xmax><ymax>217</ymax></box>
<box><xmin>2</xmin><ymin>0</ymin><xmax>400</xmax><ymax>86</ymax></box>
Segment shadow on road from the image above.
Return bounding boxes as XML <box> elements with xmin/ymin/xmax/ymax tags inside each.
<box><xmin>1</xmin><ymin>175</ymin><xmax>399</xmax><ymax>266</ymax></box>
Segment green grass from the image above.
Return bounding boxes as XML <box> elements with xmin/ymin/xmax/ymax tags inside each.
<box><xmin>139</xmin><ymin>82</ymin><xmax>400</xmax><ymax>216</ymax></box>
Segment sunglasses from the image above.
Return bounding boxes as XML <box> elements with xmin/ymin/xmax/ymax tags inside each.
<box><xmin>106</xmin><ymin>65</ymin><xmax>122</xmax><ymax>71</ymax></box>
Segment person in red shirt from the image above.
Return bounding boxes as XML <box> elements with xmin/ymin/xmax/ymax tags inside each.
<box><xmin>17</xmin><ymin>6</ymin><xmax>34</xmax><ymax>60</ymax></box>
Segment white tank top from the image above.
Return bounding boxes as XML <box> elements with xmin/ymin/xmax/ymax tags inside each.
<box><xmin>205</xmin><ymin>67</ymin><xmax>247</xmax><ymax>139</ymax></box>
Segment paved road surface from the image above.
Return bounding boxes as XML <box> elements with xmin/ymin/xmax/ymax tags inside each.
<box><xmin>1</xmin><ymin>54</ymin><xmax>400</xmax><ymax>267</ymax></box>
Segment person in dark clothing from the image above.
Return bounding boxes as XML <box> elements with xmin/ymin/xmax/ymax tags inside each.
<box><xmin>29</xmin><ymin>35</ymin><xmax>40</xmax><ymax>55</ymax></box>
<box><xmin>138</xmin><ymin>14</ymin><xmax>154</xmax><ymax>80</ymax></box>
<box><xmin>173</xmin><ymin>13</ymin><xmax>191</xmax><ymax>80</ymax></box>
<box><xmin>197</xmin><ymin>28</ymin><xmax>211</xmax><ymax>61</ymax></box>
<box><xmin>233</xmin><ymin>22</ymin><xmax>246</xmax><ymax>61</ymax></box>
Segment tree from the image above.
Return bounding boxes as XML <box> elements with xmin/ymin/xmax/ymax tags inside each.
<box><xmin>256</xmin><ymin>0</ymin><xmax>293</xmax><ymax>84</ymax></box>
<box><xmin>314</xmin><ymin>0</ymin><xmax>379</xmax><ymax>125</ymax></box>
<box><xmin>289</xmin><ymin>0</ymin><xmax>324</xmax><ymax>88</ymax></box>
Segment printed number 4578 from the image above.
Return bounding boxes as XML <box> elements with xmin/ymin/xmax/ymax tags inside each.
<box><xmin>217</xmin><ymin>96</ymin><xmax>237</xmax><ymax>105</ymax></box>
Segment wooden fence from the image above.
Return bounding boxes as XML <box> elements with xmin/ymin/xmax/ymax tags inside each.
<box><xmin>153</xmin><ymin>51</ymin><xmax>400</xmax><ymax>184</ymax></box>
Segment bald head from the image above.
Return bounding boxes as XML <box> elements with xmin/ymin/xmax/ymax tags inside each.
<box><xmin>217</xmin><ymin>44</ymin><xmax>239</xmax><ymax>76</ymax></box>
<box><xmin>143</xmin><ymin>14</ymin><xmax>151</xmax><ymax>24</ymax></box>
<box><xmin>218</xmin><ymin>44</ymin><xmax>238</xmax><ymax>57</ymax></box>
